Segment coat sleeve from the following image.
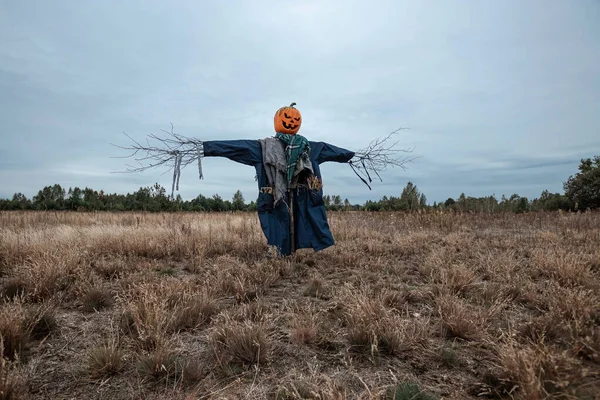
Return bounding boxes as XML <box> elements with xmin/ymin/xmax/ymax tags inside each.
<box><xmin>310</xmin><ymin>141</ymin><xmax>355</xmax><ymax>165</ymax></box>
<box><xmin>202</xmin><ymin>140</ymin><xmax>262</xmax><ymax>166</ymax></box>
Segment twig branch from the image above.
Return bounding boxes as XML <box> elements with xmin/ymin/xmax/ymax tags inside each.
<box><xmin>348</xmin><ymin>128</ymin><xmax>418</xmax><ymax>190</ymax></box>
<box><xmin>110</xmin><ymin>123</ymin><xmax>203</xmax><ymax>175</ymax></box>
<box><xmin>110</xmin><ymin>123</ymin><xmax>205</xmax><ymax>199</ymax></box>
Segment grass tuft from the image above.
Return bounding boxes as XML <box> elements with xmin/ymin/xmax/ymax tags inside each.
<box><xmin>168</xmin><ymin>289</ymin><xmax>219</xmax><ymax>333</ymax></box>
<box><xmin>0</xmin><ymin>299</ymin><xmax>29</xmax><ymax>361</ymax></box>
<box><xmin>0</xmin><ymin>279</ymin><xmax>27</xmax><ymax>301</ymax></box>
<box><xmin>435</xmin><ymin>294</ymin><xmax>489</xmax><ymax>341</ymax></box>
<box><xmin>0</xmin><ymin>356</ymin><xmax>24</xmax><ymax>400</ymax></box>
<box><xmin>385</xmin><ymin>381</ymin><xmax>438</xmax><ymax>400</ymax></box>
<box><xmin>136</xmin><ymin>347</ymin><xmax>184</xmax><ymax>383</ymax></box>
<box><xmin>25</xmin><ymin>303</ymin><xmax>57</xmax><ymax>341</ymax></box>
<box><xmin>87</xmin><ymin>341</ymin><xmax>124</xmax><ymax>379</ymax></box>
<box><xmin>81</xmin><ymin>288</ymin><xmax>114</xmax><ymax>312</ymax></box>
<box><xmin>290</xmin><ymin>308</ymin><xmax>322</xmax><ymax>346</ymax></box>
<box><xmin>209</xmin><ymin>317</ymin><xmax>271</xmax><ymax>368</ymax></box>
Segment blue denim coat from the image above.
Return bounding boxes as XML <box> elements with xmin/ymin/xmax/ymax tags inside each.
<box><xmin>202</xmin><ymin>139</ymin><xmax>355</xmax><ymax>255</ymax></box>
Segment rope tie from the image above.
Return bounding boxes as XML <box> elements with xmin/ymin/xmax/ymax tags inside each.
<box><xmin>197</xmin><ymin>143</ymin><xmax>203</xmax><ymax>180</ymax></box>
<box><xmin>170</xmin><ymin>143</ymin><xmax>203</xmax><ymax>199</ymax></box>
<box><xmin>171</xmin><ymin>151</ymin><xmax>182</xmax><ymax>199</ymax></box>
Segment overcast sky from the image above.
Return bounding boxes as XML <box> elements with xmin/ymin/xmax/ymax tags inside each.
<box><xmin>1</xmin><ymin>0</ymin><xmax>598</xmax><ymax>204</ymax></box>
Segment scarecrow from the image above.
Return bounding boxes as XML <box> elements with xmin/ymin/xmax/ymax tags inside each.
<box><xmin>115</xmin><ymin>102</ymin><xmax>413</xmax><ymax>256</ymax></box>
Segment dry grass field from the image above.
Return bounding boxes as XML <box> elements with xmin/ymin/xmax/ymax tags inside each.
<box><xmin>0</xmin><ymin>210</ymin><xmax>599</xmax><ymax>399</ymax></box>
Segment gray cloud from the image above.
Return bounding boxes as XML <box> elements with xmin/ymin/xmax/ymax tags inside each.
<box><xmin>1</xmin><ymin>0</ymin><xmax>599</xmax><ymax>205</ymax></box>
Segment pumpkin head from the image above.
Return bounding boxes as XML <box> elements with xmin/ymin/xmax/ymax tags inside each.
<box><xmin>274</xmin><ymin>102</ymin><xmax>302</xmax><ymax>135</ymax></box>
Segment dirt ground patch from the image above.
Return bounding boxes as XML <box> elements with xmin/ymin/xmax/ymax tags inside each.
<box><xmin>0</xmin><ymin>210</ymin><xmax>599</xmax><ymax>399</ymax></box>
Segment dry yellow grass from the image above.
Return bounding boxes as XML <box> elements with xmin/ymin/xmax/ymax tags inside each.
<box><xmin>0</xmin><ymin>210</ymin><xmax>599</xmax><ymax>399</ymax></box>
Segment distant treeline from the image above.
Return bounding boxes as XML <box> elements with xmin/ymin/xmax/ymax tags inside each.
<box><xmin>2</xmin><ymin>156</ymin><xmax>598</xmax><ymax>213</ymax></box>
<box><xmin>0</xmin><ymin>183</ymin><xmax>585</xmax><ymax>213</ymax></box>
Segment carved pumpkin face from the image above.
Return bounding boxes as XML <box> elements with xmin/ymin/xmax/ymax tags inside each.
<box><xmin>274</xmin><ymin>102</ymin><xmax>302</xmax><ymax>135</ymax></box>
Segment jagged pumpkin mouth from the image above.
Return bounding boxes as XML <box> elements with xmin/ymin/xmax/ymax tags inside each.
<box><xmin>282</xmin><ymin>121</ymin><xmax>299</xmax><ymax>130</ymax></box>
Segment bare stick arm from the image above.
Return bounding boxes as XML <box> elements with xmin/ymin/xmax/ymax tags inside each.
<box><xmin>110</xmin><ymin>123</ymin><xmax>203</xmax><ymax>175</ymax></box>
<box><xmin>110</xmin><ymin>123</ymin><xmax>206</xmax><ymax>198</ymax></box>
<box><xmin>110</xmin><ymin>124</ymin><xmax>263</xmax><ymax>198</ymax></box>
<box><xmin>348</xmin><ymin>128</ymin><xmax>418</xmax><ymax>189</ymax></box>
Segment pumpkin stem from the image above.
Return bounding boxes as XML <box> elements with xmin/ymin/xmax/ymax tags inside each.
<box><xmin>290</xmin><ymin>102</ymin><xmax>296</xmax><ymax>107</ymax></box>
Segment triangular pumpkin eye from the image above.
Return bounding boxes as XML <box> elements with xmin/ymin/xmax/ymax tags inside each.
<box><xmin>284</xmin><ymin>113</ymin><xmax>291</xmax><ymax>118</ymax></box>
<box><xmin>294</xmin><ymin>117</ymin><xmax>300</xmax><ymax>121</ymax></box>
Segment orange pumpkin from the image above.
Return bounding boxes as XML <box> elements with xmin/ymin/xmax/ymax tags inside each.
<box><xmin>274</xmin><ymin>102</ymin><xmax>302</xmax><ymax>135</ymax></box>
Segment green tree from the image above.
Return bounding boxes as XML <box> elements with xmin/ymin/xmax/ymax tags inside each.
<box><xmin>211</xmin><ymin>194</ymin><xmax>226</xmax><ymax>211</ymax></box>
<box><xmin>232</xmin><ymin>190</ymin><xmax>245</xmax><ymax>211</ymax></box>
<box><xmin>364</xmin><ymin>199</ymin><xmax>381</xmax><ymax>211</ymax></box>
<box><xmin>457</xmin><ymin>193</ymin><xmax>467</xmax><ymax>212</ymax></box>
<box><xmin>400</xmin><ymin>182</ymin><xmax>420</xmax><ymax>211</ymax></box>
<box><xmin>531</xmin><ymin>190</ymin><xmax>571</xmax><ymax>211</ymax></box>
<box><xmin>515</xmin><ymin>196</ymin><xmax>530</xmax><ymax>213</ymax></box>
<box><xmin>564</xmin><ymin>156</ymin><xmax>600</xmax><ymax>210</ymax></box>
<box><xmin>33</xmin><ymin>184</ymin><xmax>66</xmax><ymax>210</ymax></box>
<box><xmin>419</xmin><ymin>193</ymin><xmax>427</xmax><ymax>209</ymax></box>
<box><xmin>343</xmin><ymin>198</ymin><xmax>351</xmax><ymax>211</ymax></box>
<box><xmin>332</xmin><ymin>195</ymin><xmax>343</xmax><ymax>211</ymax></box>
<box><xmin>67</xmin><ymin>187</ymin><xmax>83</xmax><ymax>210</ymax></box>
<box><xmin>10</xmin><ymin>193</ymin><xmax>31</xmax><ymax>210</ymax></box>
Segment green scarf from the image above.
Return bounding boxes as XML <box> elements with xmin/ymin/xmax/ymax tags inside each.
<box><xmin>275</xmin><ymin>133</ymin><xmax>311</xmax><ymax>185</ymax></box>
